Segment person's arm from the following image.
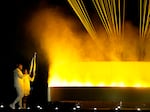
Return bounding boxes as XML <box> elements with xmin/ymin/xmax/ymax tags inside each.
<box><xmin>29</xmin><ymin>74</ymin><xmax>35</xmax><ymax>82</ymax></box>
<box><xmin>16</xmin><ymin>69</ymin><xmax>24</xmax><ymax>78</ymax></box>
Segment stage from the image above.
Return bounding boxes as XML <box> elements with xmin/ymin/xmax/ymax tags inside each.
<box><xmin>48</xmin><ymin>87</ymin><xmax>150</xmax><ymax>110</ymax></box>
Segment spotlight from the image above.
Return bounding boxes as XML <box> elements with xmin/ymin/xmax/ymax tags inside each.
<box><xmin>55</xmin><ymin>107</ymin><xmax>59</xmax><ymax>110</ymax></box>
<box><xmin>27</xmin><ymin>107</ymin><xmax>31</xmax><ymax>110</ymax></box>
<box><xmin>39</xmin><ymin>107</ymin><xmax>43</xmax><ymax>110</ymax></box>
<box><xmin>94</xmin><ymin>107</ymin><xmax>97</xmax><ymax>110</ymax></box>
<box><xmin>115</xmin><ymin>107</ymin><xmax>118</xmax><ymax>111</ymax></box>
<box><xmin>18</xmin><ymin>107</ymin><xmax>22</xmax><ymax>109</ymax></box>
<box><xmin>117</xmin><ymin>105</ymin><xmax>121</xmax><ymax>109</ymax></box>
<box><xmin>76</xmin><ymin>105</ymin><xmax>80</xmax><ymax>108</ymax></box>
<box><xmin>137</xmin><ymin>108</ymin><xmax>141</xmax><ymax>111</ymax></box>
<box><xmin>37</xmin><ymin>105</ymin><xmax>40</xmax><ymax>108</ymax></box>
<box><xmin>73</xmin><ymin>107</ymin><xmax>76</xmax><ymax>110</ymax></box>
<box><xmin>0</xmin><ymin>104</ymin><xmax>4</xmax><ymax>108</ymax></box>
<box><xmin>36</xmin><ymin>105</ymin><xmax>43</xmax><ymax>110</ymax></box>
<box><xmin>76</xmin><ymin>104</ymin><xmax>81</xmax><ymax>109</ymax></box>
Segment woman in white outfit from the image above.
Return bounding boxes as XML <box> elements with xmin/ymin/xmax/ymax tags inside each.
<box><xmin>10</xmin><ymin>64</ymin><xmax>24</xmax><ymax>109</ymax></box>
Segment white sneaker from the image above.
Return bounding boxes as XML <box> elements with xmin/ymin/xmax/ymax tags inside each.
<box><xmin>9</xmin><ymin>104</ymin><xmax>15</xmax><ymax>109</ymax></box>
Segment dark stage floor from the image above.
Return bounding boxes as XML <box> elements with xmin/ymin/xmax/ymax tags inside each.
<box><xmin>1</xmin><ymin>87</ymin><xmax>150</xmax><ymax>111</ymax></box>
<box><xmin>1</xmin><ymin>101</ymin><xmax>150</xmax><ymax>112</ymax></box>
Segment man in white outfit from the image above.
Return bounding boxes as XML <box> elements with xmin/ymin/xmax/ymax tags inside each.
<box><xmin>10</xmin><ymin>64</ymin><xmax>24</xmax><ymax>109</ymax></box>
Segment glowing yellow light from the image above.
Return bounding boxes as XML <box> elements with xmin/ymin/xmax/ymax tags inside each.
<box><xmin>48</xmin><ymin>62</ymin><xmax>150</xmax><ymax>87</ymax></box>
<box><xmin>140</xmin><ymin>0</ymin><xmax>150</xmax><ymax>39</ymax></box>
<box><xmin>68</xmin><ymin>0</ymin><xmax>97</xmax><ymax>40</ymax></box>
<box><xmin>98</xmin><ymin>82</ymin><xmax>105</xmax><ymax>87</ymax></box>
<box><xmin>26</xmin><ymin>0</ymin><xmax>150</xmax><ymax>89</ymax></box>
<box><xmin>134</xmin><ymin>83</ymin><xmax>142</xmax><ymax>88</ymax></box>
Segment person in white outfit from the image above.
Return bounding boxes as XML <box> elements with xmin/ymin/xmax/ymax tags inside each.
<box><xmin>22</xmin><ymin>69</ymin><xmax>35</xmax><ymax>109</ymax></box>
<box><xmin>10</xmin><ymin>64</ymin><xmax>24</xmax><ymax>109</ymax></box>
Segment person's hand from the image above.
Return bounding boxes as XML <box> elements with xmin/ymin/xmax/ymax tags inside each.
<box><xmin>34</xmin><ymin>52</ymin><xmax>37</xmax><ymax>57</ymax></box>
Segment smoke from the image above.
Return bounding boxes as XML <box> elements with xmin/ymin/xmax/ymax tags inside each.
<box><xmin>26</xmin><ymin>7</ymin><xmax>150</xmax><ymax>63</ymax></box>
<box><xmin>24</xmin><ymin>7</ymin><xmax>150</xmax><ymax>87</ymax></box>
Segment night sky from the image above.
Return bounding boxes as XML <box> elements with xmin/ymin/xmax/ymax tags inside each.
<box><xmin>0</xmin><ymin>0</ymin><xmax>140</xmax><ymax>105</ymax></box>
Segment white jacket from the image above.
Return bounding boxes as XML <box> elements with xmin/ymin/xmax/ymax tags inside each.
<box><xmin>13</xmin><ymin>68</ymin><xmax>24</xmax><ymax>89</ymax></box>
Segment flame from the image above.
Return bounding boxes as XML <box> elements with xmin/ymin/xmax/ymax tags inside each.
<box><xmin>48</xmin><ymin>61</ymin><xmax>150</xmax><ymax>87</ymax></box>
<box><xmin>26</xmin><ymin>8</ymin><xmax>150</xmax><ymax>88</ymax></box>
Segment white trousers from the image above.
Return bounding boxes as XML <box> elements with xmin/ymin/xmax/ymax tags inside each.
<box><xmin>12</xmin><ymin>86</ymin><xmax>24</xmax><ymax>108</ymax></box>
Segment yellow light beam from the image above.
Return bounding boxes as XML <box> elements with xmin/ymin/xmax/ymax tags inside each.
<box><xmin>71</xmin><ymin>0</ymin><xmax>86</xmax><ymax>24</ymax></box>
<box><xmin>68</xmin><ymin>0</ymin><xmax>89</xmax><ymax>32</ymax></box>
<box><xmin>68</xmin><ymin>0</ymin><xmax>86</xmax><ymax>26</ymax></box>
<box><xmin>146</xmin><ymin>27</ymin><xmax>150</xmax><ymax>39</ymax></box>
<box><xmin>139</xmin><ymin>0</ymin><xmax>142</xmax><ymax>38</ymax></box>
<box><xmin>100</xmin><ymin>0</ymin><xmax>113</xmax><ymax>36</ymax></box>
<box><xmin>147</xmin><ymin>0</ymin><xmax>150</xmax><ymax>39</ymax></box>
<box><xmin>93</xmin><ymin>0</ymin><xmax>121</xmax><ymax>39</ymax></box>
<box><xmin>142</xmin><ymin>0</ymin><xmax>147</xmax><ymax>39</ymax></box>
<box><xmin>79</xmin><ymin>0</ymin><xmax>97</xmax><ymax>39</ymax></box>
<box><xmin>113</xmin><ymin>0</ymin><xmax>119</xmax><ymax>36</ymax></box>
<box><xmin>95</xmin><ymin>0</ymin><xmax>111</xmax><ymax>35</ymax></box>
<box><xmin>108</xmin><ymin>0</ymin><xmax>117</xmax><ymax>36</ymax></box>
<box><xmin>103</xmin><ymin>0</ymin><xmax>114</xmax><ymax>36</ymax></box>
<box><xmin>92</xmin><ymin>0</ymin><xmax>111</xmax><ymax>36</ymax></box>
<box><xmin>144</xmin><ymin>0</ymin><xmax>150</xmax><ymax>38</ymax></box>
<box><xmin>77</xmin><ymin>0</ymin><xmax>96</xmax><ymax>38</ymax></box>
<box><xmin>77</xmin><ymin>0</ymin><xmax>95</xmax><ymax>34</ymax></box>
<box><xmin>118</xmin><ymin>0</ymin><xmax>121</xmax><ymax>37</ymax></box>
<box><xmin>68</xmin><ymin>0</ymin><xmax>97</xmax><ymax>40</ymax></box>
<box><xmin>122</xmin><ymin>0</ymin><xmax>125</xmax><ymax>38</ymax></box>
<box><xmin>68</xmin><ymin>0</ymin><xmax>91</xmax><ymax>37</ymax></box>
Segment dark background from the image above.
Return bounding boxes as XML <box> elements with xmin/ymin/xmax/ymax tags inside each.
<box><xmin>0</xmin><ymin>0</ymin><xmax>140</xmax><ymax>105</ymax></box>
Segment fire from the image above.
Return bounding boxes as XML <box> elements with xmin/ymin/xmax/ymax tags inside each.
<box><xmin>48</xmin><ymin>61</ymin><xmax>150</xmax><ymax>87</ymax></box>
<box><xmin>26</xmin><ymin>8</ymin><xmax>150</xmax><ymax>88</ymax></box>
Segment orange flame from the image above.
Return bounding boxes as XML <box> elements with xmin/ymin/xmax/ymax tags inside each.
<box><xmin>26</xmin><ymin>8</ymin><xmax>150</xmax><ymax>88</ymax></box>
<box><xmin>48</xmin><ymin>61</ymin><xmax>150</xmax><ymax>87</ymax></box>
